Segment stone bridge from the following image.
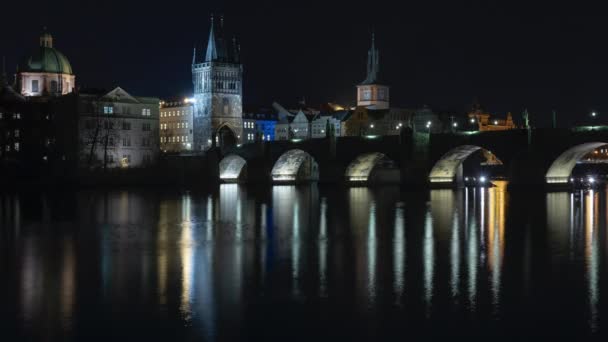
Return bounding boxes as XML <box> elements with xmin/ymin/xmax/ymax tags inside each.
<box><xmin>213</xmin><ymin>127</ymin><xmax>608</xmax><ymax>188</ymax></box>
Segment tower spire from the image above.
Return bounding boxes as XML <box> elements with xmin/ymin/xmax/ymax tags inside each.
<box><xmin>192</xmin><ymin>46</ymin><xmax>197</xmax><ymax>64</ymax></box>
<box><xmin>362</xmin><ymin>30</ymin><xmax>380</xmax><ymax>85</ymax></box>
<box><xmin>205</xmin><ymin>14</ymin><xmax>218</xmax><ymax>62</ymax></box>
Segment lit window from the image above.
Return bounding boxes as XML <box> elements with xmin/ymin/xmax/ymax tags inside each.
<box><xmin>104</xmin><ymin>106</ymin><xmax>114</xmax><ymax>114</ymax></box>
<box><xmin>31</xmin><ymin>80</ymin><xmax>39</xmax><ymax>93</ymax></box>
<box><xmin>14</xmin><ymin>130</ymin><xmax>19</xmax><ymax>138</ymax></box>
<box><xmin>14</xmin><ymin>142</ymin><xmax>19</xmax><ymax>151</ymax></box>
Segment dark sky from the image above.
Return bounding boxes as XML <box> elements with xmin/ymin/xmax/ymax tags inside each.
<box><xmin>3</xmin><ymin>0</ymin><xmax>608</xmax><ymax>126</ymax></box>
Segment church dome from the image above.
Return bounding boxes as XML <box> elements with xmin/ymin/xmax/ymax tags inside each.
<box><xmin>18</xmin><ymin>32</ymin><xmax>73</xmax><ymax>75</ymax></box>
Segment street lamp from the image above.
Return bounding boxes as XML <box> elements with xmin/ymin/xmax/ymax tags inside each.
<box><xmin>370</xmin><ymin>124</ymin><xmax>374</xmax><ymax>128</ymax></box>
<box><xmin>453</xmin><ymin>122</ymin><xmax>458</xmax><ymax>128</ymax></box>
<box><xmin>592</xmin><ymin>111</ymin><xmax>597</xmax><ymax>117</ymax></box>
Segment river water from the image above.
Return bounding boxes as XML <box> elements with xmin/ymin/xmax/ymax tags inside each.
<box><xmin>0</xmin><ymin>182</ymin><xmax>606</xmax><ymax>340</ymax></box>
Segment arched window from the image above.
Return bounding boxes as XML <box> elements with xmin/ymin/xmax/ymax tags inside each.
<box><xmin>50</xmin><ymin>80</ymin><xmax>58</xmax><ymax>93</ymax></box>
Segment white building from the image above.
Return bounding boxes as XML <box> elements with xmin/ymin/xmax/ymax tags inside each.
<box><xmin>54</xmin><ymin>87</ymin><xmax>160</xmax><ymax>169</ymax></box>
<box><xmin>160</xmin><ymin>99</ymin><xmax>194</xmax><ymax>152</ymax></box>
<box><xmin>310</xmin><ymin>114</ymin><xmax>341</xmax><ymax>138</ymax></box>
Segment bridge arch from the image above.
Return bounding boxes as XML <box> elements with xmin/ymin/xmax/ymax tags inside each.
<box><xmin>545</xmin><ymin>142</ymin><xmax>608</xmax><ymax>184</ymax></box>
<box><xmin>429</xmin><ymin>145</ymin><xmax>503</xmax><ymax>185</ymax></box>
<box><xmin>345</xmin><ymin>152</ymin><xmax>400</xmax><ymax>184</ymax></box>
<box><xmin>271</xmin><ymin>149</ymin><xmax>319</xmax><ymax>183</ymax></box>
<box><xmin>219</xmin><ymin>154</ymin><xmax>247</xmax><ymax>183</ymax></box>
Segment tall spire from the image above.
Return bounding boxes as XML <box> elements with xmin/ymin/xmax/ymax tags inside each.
<box><xmin>205</xmin><ymin>15</ymin><xmax>218</xmax><ymax>62</ymax></box>
<box><xmin>192</xmin><ymin>46</ymin><xmax>197</xmax><ymax>65</ymax></box>
<box><xmin>362</xmin><ymin>30</ymin><xmax>380</xmax><ymax>85</ymax></box>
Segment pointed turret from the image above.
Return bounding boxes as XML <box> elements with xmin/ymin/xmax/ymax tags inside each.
<box><xmin>205</xmin><ymin>15</ymin><xmax>218</xmax><ymax>62</ymax></box>
<box><xmin>361</xmin><ymin>31</ymin><xmax>380</xmax><ymax>85</ymax></box>
<box><xmin>215</xmin><ymin>15</ymin><xmax>228</xmax><ymax>61</ymax></box>
<box><xmin>192</xmin><ymin>46</ymin><xmax>197</xmax><ymax>65</ymax></box>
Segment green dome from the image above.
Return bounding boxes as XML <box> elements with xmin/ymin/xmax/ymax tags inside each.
<box><xmin>19</xmin><ymin>46</ymin><xmax>73</xmax><ymax>75</ymax></box>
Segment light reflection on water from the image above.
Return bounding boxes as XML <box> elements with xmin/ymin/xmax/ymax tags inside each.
<box><xmin>2</xmin><ymin>184</ymin><xmax>608</xmax><ymax>339</ymax></box>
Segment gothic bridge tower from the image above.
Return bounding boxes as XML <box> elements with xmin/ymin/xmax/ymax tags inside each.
<box><xmin>192</xmin><ymin>15</ymin><xmax>243</xmax><ymax>151</ymax></box>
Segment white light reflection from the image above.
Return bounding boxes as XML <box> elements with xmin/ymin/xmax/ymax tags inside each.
<box><xmin>368</xmin><ymin>200</ymin><xmax>377</xmax><ymax>302</ymax></box>
<box><xmin>292</xmin><ymin>195</ymin><xmax>301</xmax><ymax>297</ymax></box>
<box><xmin>585</xmin><ymin>190</ymin><xmax>599</xmax><ymax>332</ymax></box>
<box><xmin>179</xmin><ymin>194</ymin><xmax>194</xmax><ymax>322</ymax></box>
<box><xmin>393</xmin><ymin>202</ymin><xmax>406</xmax><ymax>303</ymax></box>
<box><xmin>319</xmin><ymin>197</ymin><xmax>328</xmax><ymax>297</ymax></box>
<box><xmin>467</xmin><ymin>188</ymin><xmax>478</xmax><ymax>310</ymax></box>
<box><xmin>423</xmin><ymin>207</ymin><xmax>434</xmax><ymax>315</ymax></box>
<box><xmin>450</xmin><ymin>205</ymin><xmax>460</xmax><ymax>298</ymax></box>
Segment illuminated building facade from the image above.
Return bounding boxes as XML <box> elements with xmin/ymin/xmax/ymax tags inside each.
<box><xmin>54</xmin><ymin>87</ymin><xmax>160</xmax><ymax>169</ymax></box>
<box><xmin>160</xmin><ymin>99</ymin><xmax>194</xmax><ymax>152</ymax></box>
<box><xmin>468</xmin><ymin>105</ymin><xmax>516</xmax><ymax>131</ymax></box>
<box><xmin>192</xmin><ymin>16</ymin><xmax>243</xmax><ymax>151</ymax></box>
<box><xmin>17</xmin><ymin>31</ymin><xmax>75</xmax><ymax>97</ymax></box>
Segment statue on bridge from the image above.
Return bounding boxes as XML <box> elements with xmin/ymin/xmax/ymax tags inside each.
<box><xmin>522</xmin><ymin>109</ymin><xmax>530</xmax><ymax>129</ymax></box>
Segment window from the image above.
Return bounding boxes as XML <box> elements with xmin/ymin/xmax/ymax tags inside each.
<box><xmin>14</xmin><ymin>113</ymin><xmax>21</xmax><ymax>120</ymax></box>
<box><xmin>142</xmin><ymin>123</ymin><xmax>151</xmax><ymax>131</ymax></box>
<box><xmin>122</xmin><ymin>121</ymin><xmax>131</xmax><ymax>130</ymax></box>
<box><xmin>104</xmin><ymin>106</ymin><xmax>114</xmax><ymax>114</ymax></box>
<box><xmin>14</xmin><ymin>142</ymin><xmax>19</xmax><ymax>151</ymax></box>
<box><xmin>14</xmin><ymin>130</ymin><xmax>19</xmax><ymax>138</ymax></box>
<box><xmin>107</xmin><ymin>154</ymin><xmax>114</xmax><ymax>163</ymax></box>
<box><xmin>122</xmin><ymin>136</ymin><xmax>131</xmax><ymax>147</ymax></box>
<box><xmin>103</xmin><ymin>121</ymin><xmax>114</xmax><ymax>129</ymax></box>
<box><xmin>142</xmin><ymin>108</ymin><xmax>151</xmax><ymax>116</ymax></box>
<box><xmin>32</xmin><ymin>80</ymin><xmax>39</xmax><ymax>93</ymax></box>
<box><xmin>50</xmin><ymin>80</ymin><xmax>58</xmax><ymax>93</ymax></box>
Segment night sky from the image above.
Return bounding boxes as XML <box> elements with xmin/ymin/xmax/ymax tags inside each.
<box><xmin>3</xmin><ymin>1</ymin><xmax>608</xmax><ymax>126</ymax></box>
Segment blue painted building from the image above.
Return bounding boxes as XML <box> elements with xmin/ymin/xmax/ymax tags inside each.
<box><xmin>242</xmin><ymin>112</ymin><xmax>278</xmax><ymax>142</ymax></box>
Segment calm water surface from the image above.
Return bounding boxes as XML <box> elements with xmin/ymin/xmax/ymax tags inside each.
<box><xmin>1</xmin><ymin>183</ymin><xmax>607</xmax><ymax>340</ymax></box>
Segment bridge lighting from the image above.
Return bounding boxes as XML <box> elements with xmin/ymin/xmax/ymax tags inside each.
<box><xmin>479</xmin><ymin>176</ymin><xmax>487</xmax><ymax>183</ymax></box>
<box><xmin>470</xmin><ymin>118</ymin><xmax>475</xmax><ymax>123</ymax></box>
<box><xmin>592</xmin><ymin>111</ymin><xmax>597</xmax><ymax>117</ymax></box>
<box><xmin>588</xmin><ymin>176</ymin><xmax>596</xmax><ymax>184</ymax></box>
<box><xmin>184</xmin><ymin>97</ymin><xmax>196</xmax><ymax>104</ymax></box>
<box><xmin>370</xmin><ymin>124</ymin><xmax>374</xmax><ymax>128</ymax></box>
<box><xmin>465</xmin><ymin>177</ymin><xmax>469</xmax><ymax>181</ymax></box>
<box><xmin>493</xmin><ymin>120</ymin><xmax>498</xmax><ymax>125</ymax></box>
<box><xmin>453</xmin><ymin>122</ymin><xmax>458</xmax><ymax>128</ymax></box>
<box><xmin>570</xmin><ymin>177</ymin><xmax>574</xmax><ymax>182</ymax></box>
